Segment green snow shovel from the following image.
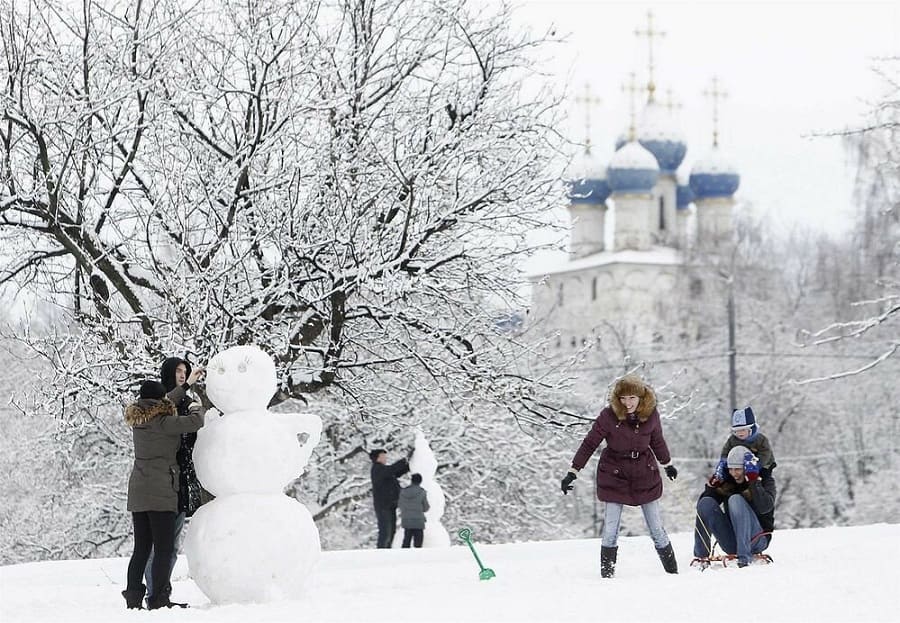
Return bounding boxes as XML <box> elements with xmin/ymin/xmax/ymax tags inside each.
<box><xmin>457</xmin><ymin>527</ymin><xmax>496</xmax><ymax>580</ymax></box>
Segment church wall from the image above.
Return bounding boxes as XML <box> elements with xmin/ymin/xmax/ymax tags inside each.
<box><xmin>568</xmin><ymin>203</ymin><xmax>607</xmax><ymax>258</ymax></box>
<box><xmin>695</xmin><ymin>197</ymin><xmax>735</xmax><ymax>244</ymax></box>
<box><xmin>527</xmin><ymin>262</ymin><xmax>682</xmax><ymax>355</ymax></box>
<box><xmin>611</xmin><ymin>194</ymin><xmax>653</xmax><ymax>251</ymax></box>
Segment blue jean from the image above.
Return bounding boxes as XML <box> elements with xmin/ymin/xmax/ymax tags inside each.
<box><xmin>694</xmin><ymin>495</ymin><xmax>770</xmax><ymax>563</ymax></box>
<box><xmin>601</xmin><ymin>499</ymin><xmax>670</xmax><ymax>549</ymax></box>
<box><xmin>144</xmin><ymin>511</ymin><xmax>185</xmax><ymax>596</ymax></box>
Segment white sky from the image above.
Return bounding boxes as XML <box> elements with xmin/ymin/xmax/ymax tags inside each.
<box><xmin>506</xmin><ymin>0</ymin><xmax>900</xmax><ymax>238</ymax></box>
<box><xmin>2</xmin><ymin>523</ymin><xmax>897</xmax><ymax>621</ymax></box>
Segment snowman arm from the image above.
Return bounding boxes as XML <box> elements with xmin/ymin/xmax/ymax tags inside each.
<box><xmin>159</xmin><ymin>411</ymin><xmax>204</xmax><ymax>434</ymax></box>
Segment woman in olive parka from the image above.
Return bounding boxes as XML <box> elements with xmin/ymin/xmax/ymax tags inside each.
<box><xmin>121</xmin><ymin>380</ymin><xmax>204</xmax><ymax>610</ymax></box>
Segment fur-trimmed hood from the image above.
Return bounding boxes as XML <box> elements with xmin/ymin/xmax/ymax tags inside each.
<box><xmin>125</xmin><ymin>398</ymin><xmax>176</xmax><ymax>426</ymax></box>
<box><xmin>609</xmin><ymin>374</ymin><xmax>657</xmax><ymax>422</ymax></box>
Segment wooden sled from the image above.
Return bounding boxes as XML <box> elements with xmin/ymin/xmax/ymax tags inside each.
<box><xmin>691</xmin><ymin>533</ymin><xmax>773</xmax><ymax>570</ymax></box>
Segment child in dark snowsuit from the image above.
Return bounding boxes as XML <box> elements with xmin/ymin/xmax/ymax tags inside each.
<box><xmin>710</xmin><ymin>406</ymin><xmax>776</xmax><ymax>485</ymax></box>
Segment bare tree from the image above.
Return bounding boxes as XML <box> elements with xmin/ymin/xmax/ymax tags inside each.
<box><xmin>0</xmin><ymin>0</ymin><xmax>581</xmax><ymax>558</ymax></box>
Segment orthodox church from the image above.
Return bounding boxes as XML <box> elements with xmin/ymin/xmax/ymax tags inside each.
<box><xmin>527</xmin><ymin>15</ymin><xmax>742</xmax><ymax>372</ymax></box>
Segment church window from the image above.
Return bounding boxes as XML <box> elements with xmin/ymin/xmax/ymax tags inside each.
<box><xmin>690</xmin><ymin>278</ymin><xmax>703</xmax><ymax>297</ymax></box>
<box><xmin>570</xmin><ymin>336</ymin><xmax>577</xmax><ymax>348</ymax></box>
<box><xmin>557</xmin><ymin>283</ymin><xmax>564</xmax><ymax>307</ymax></box>
<box><xmin>591</xmin><ymin>277</ymin><xmax>597</xmax><ymax>301</ymax></box>
<box><xmin>659</xmin><ymin>196</ymin><xmax>666</xmax><ymax>230</ymax></box>
<box><xmin>555</xmin><ymin>334</ymin><xmax>562</xmax><ymax>348</ymax></box>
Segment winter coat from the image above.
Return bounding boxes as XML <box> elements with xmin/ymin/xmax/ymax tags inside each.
<box><xmin>720</xmin><ymin>432</ymin><xmax>776</xmax><ymax>471</ymax></box>
<box><xmin>161</xmin><ymin>356</ymin><xmax>207</xmax><ymax>516</ymax></box>
<box><xmin>371</xmin><ymin>458</ymin><xmax>410</xmax><ymax>511</ymax></box>
<box><xmin>699</xmin><ymin>471</ymin><xmax>777</xmax><ymax>537</ymax></box>
<box><xmin>398</xmin><ymin>484</ymin><xmax>430</xmax><ymax>529</ymax></box>
<box><xmin>125</xmin><ymin>397</ymin><xmax>204</xmax><ymax>513</ymax></box>
<box><xmin>571</xmin><ymin>383</ymin><xmax>671</xmax><ymax>506</ymax></box>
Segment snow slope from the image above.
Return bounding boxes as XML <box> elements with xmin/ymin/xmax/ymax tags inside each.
<box><xmin>2</xmin><ymin>523</ymin><xmax>897</xmax><ymax>623</ymax></box>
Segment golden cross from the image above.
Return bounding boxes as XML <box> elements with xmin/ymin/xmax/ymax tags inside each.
<box><xmin>663</xmin><ymin>88</ymin><xmax>682</xmax><ymax>114</ymax></box>
<box><xmin>703</xmin><ymin>76</ymin><xmax>729</xmax><ymax>147</ymax></box>
<box><xmin>574</xmin><ymin>83</ymin><xmax>602</xmax><ymax>155</ymax></box>
<box><xmin>621</xmin><ymin>71</ymin><xmax>641</xmax><ymax>142</ymax></box>
<box><xmin>634</xmin><ymin>10</ymin><xmax>666</xmax><ymax>103</ymax></box>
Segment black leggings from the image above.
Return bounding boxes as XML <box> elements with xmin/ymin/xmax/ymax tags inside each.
<box><xmin>126</xmin><ymin>511</ymin><xmax>177</xmax><ymax>598</ymax></box>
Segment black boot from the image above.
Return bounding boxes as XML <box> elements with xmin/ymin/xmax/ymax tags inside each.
<box><xmin>147</xmin><ymin>584</ymin><xmax>188</xmax><ymax>610</ymax></box>
<box><xmin>600</xmin><ymin>546</ymin><xmax>617</xmax><ymax>578</ymax></box>
<box><xmin>656</xmin><ymin>543</ymin><xmax>678</xmax><ymax>574</ymax></box>
<box><xmin>121</xmin><ymin>585</ymin><xmax>145</xmax><ymax>609</ymax></box>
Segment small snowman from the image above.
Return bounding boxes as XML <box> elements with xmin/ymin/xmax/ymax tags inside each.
<box><xmin>394</xmin><ymin>430</ymin><xmax>450</xmax><ymax>547</ymax></box>
<box><xmin>184</xmin><ymin>345</ymin><xmax>322</xmax><ymax>604</ymax></box>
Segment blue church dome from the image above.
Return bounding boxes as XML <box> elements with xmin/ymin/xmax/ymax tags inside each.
<box><xmin>566</xmin><ymin>151</ymin><xmax>611</xmax><ymax>205</ymax></box>
<box><xmin>636</xmin><ymin>102</ymin><xmax>687</xmax><ymax>174</ymax></box>
<box><xmin>676</xmin><ymin>183</ymin><xmax>694</xmax><ymax>210</ymax></box>
<box><xmin>689</xmin><ymin>148</ymin><xmax>740</xmax><ymax>199</ymax></box>
<box><xmin>607</xmin><ymin>141</ymin><xmax>659</xmax><ymax>194</ymax></box>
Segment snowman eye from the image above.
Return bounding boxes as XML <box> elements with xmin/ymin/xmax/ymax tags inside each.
<box><xmin>238</xmin><ymin>360</ymin><xmax>248</xmax><ymax>373</ymax></box>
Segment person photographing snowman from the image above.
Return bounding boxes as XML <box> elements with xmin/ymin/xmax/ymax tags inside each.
<box><xmin>143</xmin><ymin>358</ymin><xmax>206</xmax><ymax>602</ymax></box>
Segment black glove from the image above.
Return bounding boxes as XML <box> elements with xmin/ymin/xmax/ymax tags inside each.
<box><xmin>664</xmin><ymin>465</ymin><xmax>678</xmax><ymax>481</ymax></box>
<box><xmin>561</xmin><ymin>471</ymin><xmax>577</xmax><ymax>494</ymax></box>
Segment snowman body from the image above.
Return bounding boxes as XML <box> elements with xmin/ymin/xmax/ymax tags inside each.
<box><xmin>185</xmin><ymin>346</ymin><xmax>322</xmax><ymax>604</ymax></box>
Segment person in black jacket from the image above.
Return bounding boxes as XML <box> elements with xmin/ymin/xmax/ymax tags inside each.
<box><xmin>693</xmin><ymin>445</ymin><xmax>776</xmax><ymax>568</ymax></box>
<box><xmin>370</xmin><ymin>449</ymin><xmax>410</xmax><ymax>548</ymax></box>
<box><xmin>143</xmin><ymin>357</ymin><xmax>205</xmax><ymax>600</ymax></box>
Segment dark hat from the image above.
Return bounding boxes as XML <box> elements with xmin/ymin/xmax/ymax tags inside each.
<box><xmin>139</xmin><ymin>380</ymin><xmax>167</xmax><ymax>400</ymax></box>
<box><xmin>160</xmin><ymin>357</ymin><xmax>192</xmax><ymax>392</ymax></box>
<box><xmin>411</xmin><ymin>473</ymin><xmax>423</xmax><ymax>485</ymax></box>
<box><xmin>731</xmin><ymin>406</ymin><xmax>756</xmax><ymax>430</ymax></box>
<box><xmin>369</xmin><ymin>449</ymin><xmax>386</xmax><ymax>462</ymax></box>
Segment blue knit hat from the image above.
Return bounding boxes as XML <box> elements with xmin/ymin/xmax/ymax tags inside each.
<box><xmin>731</xmin><ymin>406</ymin><xmax>756</xmax><ymax>430</ymax></box>
<box><xmin>731</xmin><ymin>406</ymin><xmax>759</xmax><ymax>442</ymax></box>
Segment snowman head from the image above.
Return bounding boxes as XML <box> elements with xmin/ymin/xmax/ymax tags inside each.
<box><xmin>206</xmin><ymin>345</ymin><xmax>277</xmax><ymax>413</ymax></box>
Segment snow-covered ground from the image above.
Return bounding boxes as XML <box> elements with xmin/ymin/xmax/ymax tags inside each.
<box><xmin>2</xmin><ymin>523</ymin><xmax>898</xmax><ymax>623</ymax></box>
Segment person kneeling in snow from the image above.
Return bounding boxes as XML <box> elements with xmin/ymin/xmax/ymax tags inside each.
<box><xmin>694</xmin><ymin>445</ymin><xmax>776</xmax><ymax>568</ymax></box>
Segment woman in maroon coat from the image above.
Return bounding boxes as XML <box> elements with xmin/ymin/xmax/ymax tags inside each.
<box><xmin>560</xmin><ymin>375</ymin><xmax>679</xmax><ymax>578</ymax></box>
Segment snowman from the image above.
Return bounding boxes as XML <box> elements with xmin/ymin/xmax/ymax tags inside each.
<box><xmin>184</xmin><ymin>345</ymin><xmax>322</xmax><ymax>604</ymax></box>
<box><xmin>394</xmin><ymin>430</ymin><xmax>450</xmax><ymax>547</ymax></box>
